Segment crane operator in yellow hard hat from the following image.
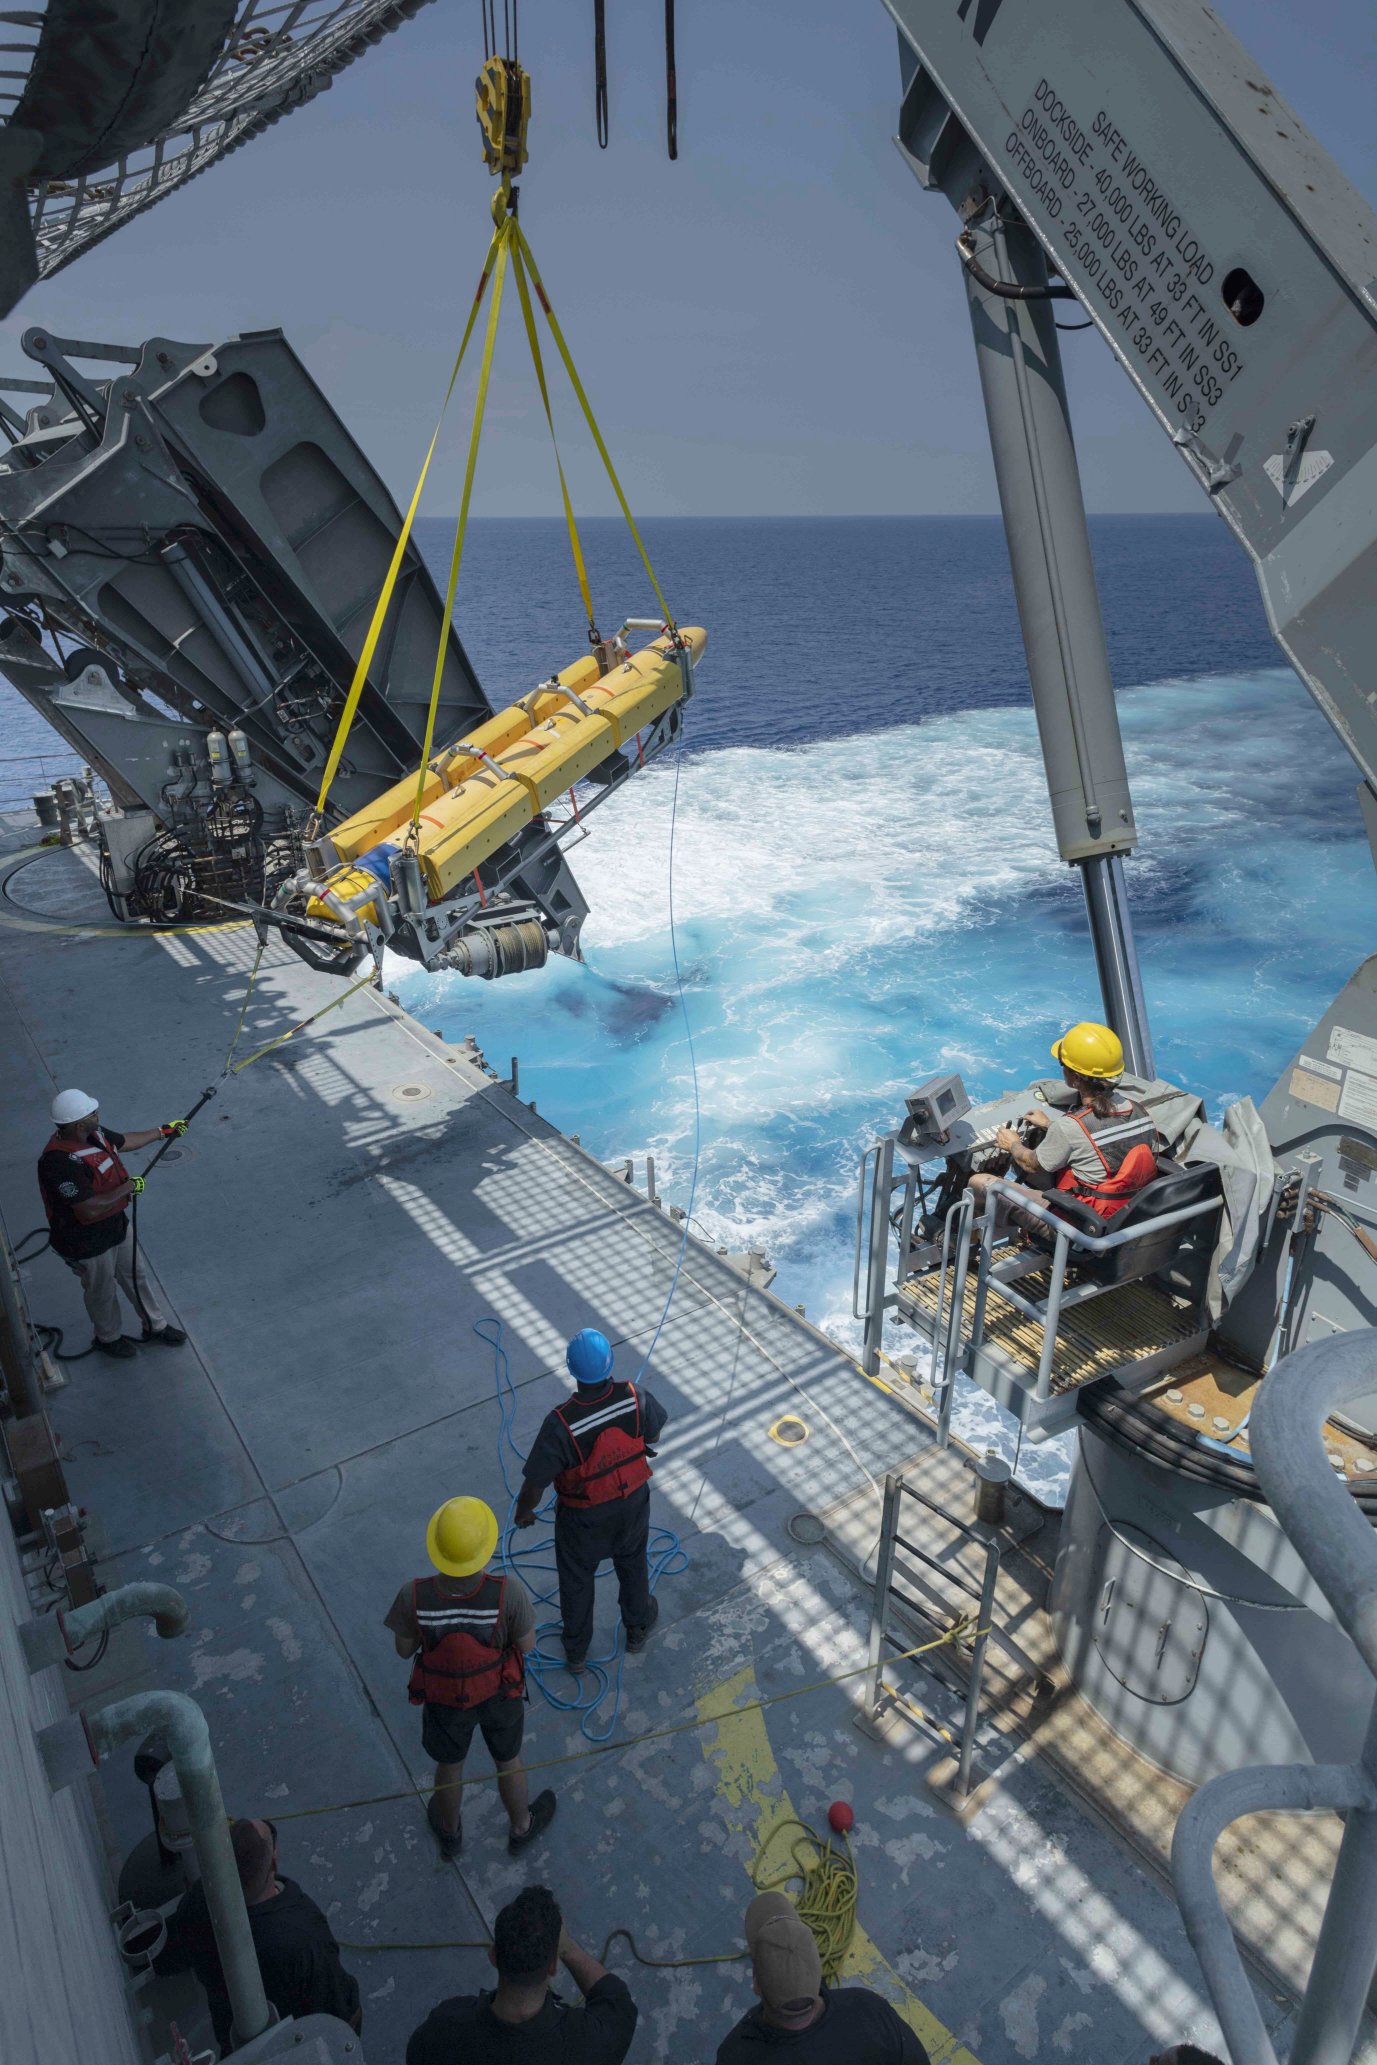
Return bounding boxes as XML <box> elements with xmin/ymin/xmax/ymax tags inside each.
<box><xmin>968</xmin><ymin>1022</ymin><xmax>1159</xmax><ymax>1223</ymax></box>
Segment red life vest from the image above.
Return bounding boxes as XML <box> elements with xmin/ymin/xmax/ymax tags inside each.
<box><xmin>553</xmin><ymin>1382</ymin><xmax>652</xmax><ymax>1508</ymax></box>
<box><xmin>406</xmin><ymin>1573</ymin><xmax>524</xmax><ymax>1709</ymax></box>
<box><xmin>39</xmin><ymin>1128</ymin><xmax>129</xmax><ymax>1231</ymax></box>
<box><xmin>1053</xmin><ymin>1100</ymin><xmax>1158</xmax><ymax>1220</ymax></box>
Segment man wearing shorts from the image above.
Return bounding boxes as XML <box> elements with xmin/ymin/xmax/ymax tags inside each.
<box><xmin>385</xmin><ymin>1496</ymin><xmax>556</xmax><ymax>1860</ymax></box>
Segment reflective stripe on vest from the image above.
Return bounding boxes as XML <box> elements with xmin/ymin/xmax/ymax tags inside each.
<box><xmin>39</xmin><ymin>1129</ymin><xmax>129</xmax><ymax>1234</ymax></box>
<box><xmin>406</xmin><ymin>1572</ymin><xmax>524</xmax><ymax>1708</ymax></box>
<box><xmin>552</xmin><ymin>1381</ymin><xmax>652</xmax><ymax>1507</ymax></box>
<box><xmin>1053</xmin><ymin>1101</ymin><xmax>1158</xmax><ymax>1220</ymax></box>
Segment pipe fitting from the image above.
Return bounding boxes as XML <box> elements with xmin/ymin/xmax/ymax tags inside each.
<box><xmin>86</xmin><ymin>1690</ymin><xmax>271</xmax><ymax>2047</ymax></box>
<box><xmin>19</xmin><ymin>1579</ymin><xmax>189</xmax><ymax>1674</ymax></box>
<box><xmin>1250</xmin><ymin>1329</ymin><xmax>1377</xmax><ymax>1678</ymax></box>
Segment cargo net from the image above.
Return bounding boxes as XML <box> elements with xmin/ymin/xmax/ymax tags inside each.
<box><xmin>106</xmin><ymin>796</ymin><xmax>305</xmax><ymax>926</ymax></box>
<box><xmin>20</xmin><ymin>1</ymin><xmax>436</xmax><ymax>280</ymax></box>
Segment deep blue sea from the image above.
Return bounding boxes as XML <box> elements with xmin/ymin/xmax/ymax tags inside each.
<box><xmin>3</xmin><ymin>514</ymin><xmax>1370</xmax><ymax>1493</ymax></box>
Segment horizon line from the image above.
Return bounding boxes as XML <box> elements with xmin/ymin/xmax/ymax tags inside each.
<box><xmin>421</xmin><ymin>508</ymin><xmax>1216</xmax><ymax>522</ymax></box>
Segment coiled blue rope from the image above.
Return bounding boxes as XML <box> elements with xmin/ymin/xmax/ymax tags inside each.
<box><xmin>475</xmin><ymin>1314</ymin><xmax>688</xmax><ymax>1742</ymax></box>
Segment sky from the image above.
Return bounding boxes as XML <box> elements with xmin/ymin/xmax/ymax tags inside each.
<box><xmin>3</xmin><ymin>0</ymin><xmax>1375</xmax><ymax>517</ymax></box>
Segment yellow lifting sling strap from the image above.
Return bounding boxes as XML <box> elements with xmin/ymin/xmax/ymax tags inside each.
<box><xmin>312</xmin><ymin>224</ymin><xmax>503</xmax><ymax>821</ymax></box>
<box><xmin>318</xmin><ymin>52</ymin><xmax>682</xmax><ymax>849</ymax></box>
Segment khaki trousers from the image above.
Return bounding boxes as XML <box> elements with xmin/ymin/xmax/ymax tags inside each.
<box><xmin>68</xmin><ymin>1225</ymin><xmax>166</xmax><ymax>1343</ymax></box>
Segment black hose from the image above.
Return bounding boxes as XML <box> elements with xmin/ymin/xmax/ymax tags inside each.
<box><xmin>958</xmin><ymin>241</ymin><xmax>1076</xmax><ymax>300</ymax></box>
<box><xmin>279</xmin><ymin>920</ymin><xmax>367</xmax><ymax>978</ymax></box>
<box><xmin>665</xmin><ymin>0</ymin><xmax>677</xmax><ymax>160</ymax></box>
<box><xmin>36</xmin><ymin>1323</ymin><xmax>97</xmax><ymax>1363</ymax></box>
<box><xmin>13</xmin><ymin>1225</ymin><xmax>50</xmax><ymax>1262</ymax></box>
<box><xmin>64</xmin><ymin>1628</ymin><xmax>110</xmax><ymax>1672</ymax></box>
<box><xmin>126</xmin><ymin>1093</ymin><xmax>213</xmax><ymax>1331</ymax></box>
<box><xmin>594</xmin><ymin>0</ymin><xmax>608</xmax><ymax>147</ymax></box>
<box><xmin>128</xmin><ymin>1189</ymin><xmax>154</xmax><ymax>1337</ymax></box>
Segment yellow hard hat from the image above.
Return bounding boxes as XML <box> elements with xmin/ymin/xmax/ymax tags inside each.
<box><xmin>1051</xmin><ymin>1021</ymin><xmax>1124</xmax><ymax>1080</ymax></box>
<box><xmin>426</xmin><ymin>1497</ymin><xmax>498</xmax><ymax>1578</ymax></box>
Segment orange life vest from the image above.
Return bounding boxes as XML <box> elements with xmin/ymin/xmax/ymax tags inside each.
<box><xmin>1053</xmin><ymin>1100</ymin><xmax>1158</xmax><ymax>1220</ymax></box>
<box><xmin>406</xmin><ymin>1573</ymin><xmax>524</xmax><ymax>1708</ymax></box>
<box><xmin>553</xmin><ymin>1382</ymin><xmax>652</xmax><ymax>1508</ymax></box>
<box><xmin>39</xmin><ymin>1128</ymin><xmax>129</xmax><ymax>1228</ymax></box>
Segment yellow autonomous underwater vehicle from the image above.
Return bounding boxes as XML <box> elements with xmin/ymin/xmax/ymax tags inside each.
<box><xmin>279</xmin><ymin>623</ymin><xmax>705</xmax><ymax>978</ymax></box>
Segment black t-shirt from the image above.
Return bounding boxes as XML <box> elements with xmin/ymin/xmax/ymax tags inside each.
<box><xmin>157</xmin><ymin>1874</ymin><xmax>360</xmax><ymax>2053</ymax></box>
<box><xmin>714</xmin><ymin>1987</ymin><xmax>932</xmax><ymax>2065</ymax></box>
<box><xmin>406</xmin><ymin>1976</ymin><xmax>638</xmax><ymax>2065</ymax></box>
<box><xmin>521</xmin><ymin>1387</ymin><xmax>669</xmax><ymax>1495</ymax></box>
<box><xmin>37</xmin><ymin>1126</ymin><xmax>128</xmax><ymax>1260</ymax></box>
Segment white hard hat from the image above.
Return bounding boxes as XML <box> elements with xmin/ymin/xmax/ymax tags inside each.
<box><xmin>51</xmin><ymin>1088</ymin><xmax>98</xmax><ymax>1125</ymax></box>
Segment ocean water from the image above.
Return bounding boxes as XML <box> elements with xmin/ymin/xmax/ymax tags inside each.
<box><xmin>3</xmin><ymin>515</ymin><xmax>1369</xmax><ymax>1496</ymax></box>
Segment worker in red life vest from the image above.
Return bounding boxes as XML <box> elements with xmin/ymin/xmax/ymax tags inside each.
<box><xmin>968</xmin><ymin>1021</ymin><xmax>1158</xmax><ymax>1224</ymax></box>
<box><xmin>37</xmin><ymin>1088</ymin><xmax>189</xmax><ymax>1360</ymax></box>
<box><xmin>513</xmin><ymin>1328</ymin><xmax>670</xmax><ymax>1670</ymax></box>
<box><xmin>384</xmin><ymin>1496</ymin><xmax>556</xmax><ymax>1861</ymax></box>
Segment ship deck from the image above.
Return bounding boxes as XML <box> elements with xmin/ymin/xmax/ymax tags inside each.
<box><xmin>1</xmin><ymin>819</ymin><xmax>1368</xmax><ymax>2065</ymax></box>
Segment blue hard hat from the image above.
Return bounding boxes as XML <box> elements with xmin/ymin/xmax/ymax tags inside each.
<box><xmin>567</xmin><ymin>1328</ymin><xmax>614</xmax><ymax>1387</ymax></box>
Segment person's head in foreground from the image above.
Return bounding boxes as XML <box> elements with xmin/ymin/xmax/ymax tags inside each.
<box><xmin>745</xmin><ymin>1890</ymin><xmax>822</xmax><ymax>2028</ymax></box>
<box><xmin>490</xmin><ymin>1885</ymin><xmax>562</xmax><ymax>1995</ymax></box>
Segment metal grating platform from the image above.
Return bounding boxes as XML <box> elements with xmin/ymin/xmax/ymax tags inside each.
<box><xmin>901</xmin><ymin>1267</ymin><xmax>1203</xmax><ymax>1395</ymax></box>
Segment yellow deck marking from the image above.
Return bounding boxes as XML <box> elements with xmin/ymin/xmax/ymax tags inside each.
<box><xmin>698</xmin><ymin>1665</ymin><xmax>982</xmax><ymax>2065</ymax></box>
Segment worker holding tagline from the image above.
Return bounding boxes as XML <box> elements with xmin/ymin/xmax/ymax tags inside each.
<box><xmin>37</xmin><ymin>1088</ymin><xmax>189</xmax><ymax>1359</ymax></box>
<box><xmin>514</xmin><ymin>1328</ymin><xmax>670</xmax><ymax>1670</ymax></box>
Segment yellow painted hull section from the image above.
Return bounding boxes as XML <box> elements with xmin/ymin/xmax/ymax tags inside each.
<box><xmin>314</xmin><ymin>628</ymin><xmax>705</xmax><ymax>914</ymax></box>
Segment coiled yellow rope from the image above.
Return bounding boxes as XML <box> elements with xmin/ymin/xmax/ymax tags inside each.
<box><xmin>753</xmin><ymin>1818</ymin><xmax>859</xmax><ymax>1981</ymax></box>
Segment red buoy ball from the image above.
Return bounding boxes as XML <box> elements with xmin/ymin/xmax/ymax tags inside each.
<box><xmin>828</xmin><ymin>1800</ymin><xmax>855</xmax><ymax>1834</ymax></box>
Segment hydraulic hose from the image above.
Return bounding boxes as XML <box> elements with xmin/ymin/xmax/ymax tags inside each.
<box><xmin>957</xmin><ymin>233</ymin><xmax>1076</xmax><ymax>300</ymax></box>
<box><xmin>127</xmin><ymin>1090</ymin><xmax>216</xmax><ymax>1336</ymax></box>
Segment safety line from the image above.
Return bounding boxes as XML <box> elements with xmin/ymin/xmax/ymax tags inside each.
<box><xmin>336</xmin><ymin>1926</ymin><xmax>749</xmax><ymax>1970</ymax></box>
<box><xmin>266</xmin><ymin>1620</ymin><xmax>978</xmax><ymax>1824</ymax></box>
<box><xmin>314</xmin><ymin>223</ymin><xmax>503</xmax><ymax>819</ymax></box>
<box><xmin>511</xmin><ymin>235</ymin><xmax>597</xmax><ymax>635</ymax></box>
<box><xmin>222</xmin><ymin>938</ymin><xmax>265</xmax><ymax>1074</ymax></box>
<box><xmin>515</xmin><ymin>221</ymin><xmax>677</xmax><ymax>632</ymax></box>
<box><xmin>409</xmin><ymin>216</ymin><xmax>514</xmax><ymax>836</ymax></box>
<box><xmin>628</xmin><ymin>724</ymin><xmax>698</xmax><ymax>1393</ymax></box>
<box><xmin>226</xmin><ymin>968</ymin><xmax>377</xmax><ymax>1076</ymax></box>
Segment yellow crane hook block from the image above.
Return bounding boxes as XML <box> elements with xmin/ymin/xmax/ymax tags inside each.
<box><xmin>476</xmin><ymin>56</ymin><xmax>530</xmax><ymax>179</ymax></box>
